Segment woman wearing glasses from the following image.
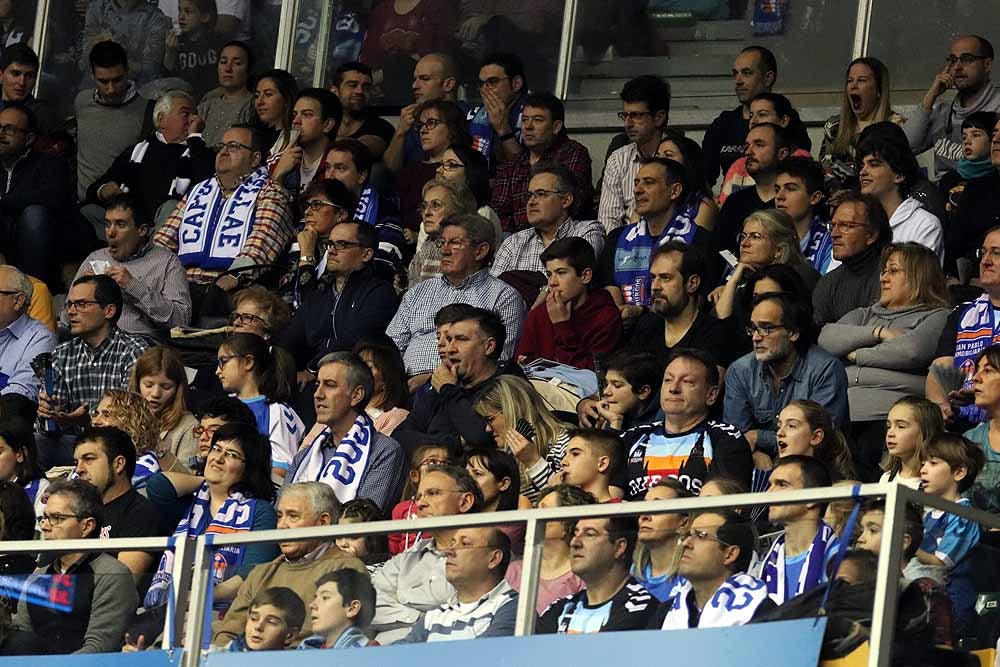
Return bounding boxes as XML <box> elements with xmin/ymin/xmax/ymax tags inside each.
<box><xmin>408</xmin><ymin>177</ymin><xmax>478</xmax><ymax>284</ymax></box>
<box><xmin>434</xmin><ymin>143</ymin><xmax>503</xmax><ymax>247</ymax></box>
<box><xmin>818</xmin><ymin>242</ymin><xmax>950</xmax><ymax>481</ymax></box>
<box><xmin>130</xmin><ymin>346</ymin><xmax>200</xmax><ymax>471</ymax></box>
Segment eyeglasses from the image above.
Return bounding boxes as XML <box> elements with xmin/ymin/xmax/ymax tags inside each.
<box><xmin>678</xmin><ymin>529</ymin><xmax>732</xmax><ymax>547</ymax></box>
<box><xmin>413</xmin><ymin>488</ymin><xmax>464</xmax><ymax>502</ymax></box>
<box><xmin>213</xmin><ymin>141</ymin><xmax>254</xmax><ymax>153</ymax></box>
<box><xmin>434</xmin><ymin>238</ymin><xmax>474</xmax><ymax>250</ymax></box>
<box><xmin>825</xmin><ymin>221</ymin><xmax>870</xmax><ymax>233</ymax></box>
<box><xmin>945</xmin><ymin>54</ymin><xmax>989</xmax><ymax>67</ymax></box>
<box><xmin>478</xmin><ymin>76</ymin><xmax>510</xmax><ymax>89</ymax></box>
<box><xmin>737</xmin><ymin>231</ymin><xmax>766</xmax><ymax>244</ymax></box>
<box><xmin>977</xmin><ymin>247</ymin><xmax>1000</xmax><ymax>261</ymax></box>
<box><xmin>229</xmin><ymin>311</ymin><xmax>269</xmax><ymax>328</ymax></box>
<box><xmin>484</xmin><ymin>412</ymin><xmax>502</xmax><ymax>426</ymax></box>
<box><xmin>617</xmin><ymin>111</ymin><xmax>653</xmax><ymax>122</ymax></box>
<box><xmin>0</xmin><ymin>124</ymin><xmax>27</xmax><ymax>135</ymax></box>
<box><xmin>217</xmin><ymin>354</ymin><xmax>243</xmax><ymax>368</ymax></box>
<box><xmin>746</xmin><ymin>323</ymin><xmax>785</xmax><ymax>338</ymax></box>
<box><xmin>438</xmin><ymin>160</ymin><xmax>464</xmax><ymax>172</ymax></box>
<box><xmin>65</xmin><ymin>299</ymin><xmax>102</xmax><ymax>311</ymax></box>
<box><xmin>305</xmin><ymin>199</ymin><xmax>341</xmax><ymax>212</ymax></box>
<box><xmin>208</xmin><ymin>443</ymin><xmax>246</xmax><ymax>462</ymax></box>
<box><xmin>37</xmin><ymin>512</ymin><xmax>84</xmax><ymax>526</ymax></box>
<box><xmin>526</xmin><ymin>189</ymin><xmax>568</xmax><ymax>201</ymax></box>
<box><xmin>414</xmin><ymin>118</ymin><xmax>443</xmax><ymax>132</ymax></box>
<box><xmin>417</xmin><ymin>456</ymin><xmax>448</xmax><ymax>469</ymax></box>
<box><xmin>192</xmin><ymin>424</ymin><xmax>222</xmax><ymax>439</ymax></box>
<box><xmin>328</xmin><ymin>239</ymin><xmax>363</xmax><ymax>251</ymax></box>
<box><xmin>418</xmin><ymin>200</ymin><xmax>446</xmax><ymax>213</ymax></box>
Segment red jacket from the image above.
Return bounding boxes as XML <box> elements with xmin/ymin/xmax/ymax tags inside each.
<box><xmin>515</xmin><ymin>288</ymin><xmax>622</xmax><ymax>370</ymax></box>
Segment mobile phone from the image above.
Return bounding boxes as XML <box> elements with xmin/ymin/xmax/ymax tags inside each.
<box><xmin>515</xmin><ymin>418</ymin><xmax>536</xmax><ymax>441</ymax></box>
<box><xmin>719</xmin><ymin>249</ymin><xmax>739</xmax><ymax>268</ymax></box>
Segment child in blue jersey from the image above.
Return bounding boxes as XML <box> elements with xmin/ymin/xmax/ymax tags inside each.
<box><xmin>299</xmin><ymin>570</ymin><xmax>375</xmax><ymax>650</ymax></box>
<box><xmin>216</xmin><ymin>333</ymin><xmax>305</xmax><ymax>486</ymax></box>
<box><xmin>914</xmin><ymin>433</ymin><xmax>985</xmax><ymax>640</ymax></box>
<box><xmin>225</xmin><ymin>586</ymin><xmax>305</xmax><ymax>652</ymax></box>
<box><xmin>632</xmin><ymin>477</ymin><xmax>692</xmax><ymax>602</ymax></box>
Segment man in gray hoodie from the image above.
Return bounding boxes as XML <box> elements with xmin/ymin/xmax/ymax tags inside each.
<box><xmin>905</xmin><ymin>35</ymin><xmax>1000</xmax><ymax>180</ymax></box>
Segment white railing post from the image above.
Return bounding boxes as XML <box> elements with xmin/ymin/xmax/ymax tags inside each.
<box><xmin>182</xmin><ymin>535</ymin><xmax>214</xmax><ymax>667</ymax></box>
<box><xmin>554</xmin><ymin>0</ymin><xmax>580</xmax><ymax>99</ymax></box>
<box><xmin>310</xmin><ymin>0</ymin><xmax>334</xmax><ymax>87</ymax></box>
<box><xmin>273</xmin><ymin>0</ymin><xmax>301</xmax><ymax>71</ymax></box>
<box><xmin>514</xmin><ymin>517</ymin><xmax>543</xmax><ymax>636</ymax></box>
<box><xmin>868</xmin><ymin>481</ymin><xmax>904</xmax><ymax>667</ymax></box>
<box><xmin>852</xmin><ymin>0</ymin><xmax>875</xmax><ymax>59</ymax></box>
<box><xmin>29</xmin><ymin>0</ymin><xmax>50</xmax><ymax>98</ymax></box>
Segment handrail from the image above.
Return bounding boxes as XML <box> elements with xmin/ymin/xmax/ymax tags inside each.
<box><xmin>852</xmin><ymin>0</ymin><xmax>875</xmax><ymax>59</ymax></box>
<box><xmin>554</xmin><ymin>0</ymin><xmax>580</xmax><ymax>100</ymax></box>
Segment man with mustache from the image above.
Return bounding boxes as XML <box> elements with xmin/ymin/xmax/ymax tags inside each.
<box><xmin>330</xmin><ymin>61</ymin><xmax>394</xmax><ymax>160</ymax></box>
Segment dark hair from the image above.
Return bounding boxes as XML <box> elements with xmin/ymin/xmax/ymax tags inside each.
<box><xmin>316</xmin><ymin>351</ymin><xmax>375</xmax><ymax>413</ymax></box>
<box><xmin>315</xmin><ymin>569</ymin><xmax>377</xmax><ymax>628</ymax></box>
<box><xmin>521</xmin><ymin>91</ymin><xmax>565</xmax><ymax>124</ymax></box>
<box><xmin>296</xmin><ymin>87</ymin><xmax>343</xmax><ymax>134</ymax></box>
<box><xmin>423</xmin><ymin>463</ymin><xmax>484</xmax><ymax>513</ymax></box>
<box><xmin>658</xmin><ymin>129</ymin><xmax>710</xmax><ymax>195</ymax></box>
<box><xmin>339</xmin><ymin>498</ymin><xmax>390</xmax><ymax>559</ymax></box>
<box><xmin>450</xmin><ymin>306</ymin><xmax>506</xmax><ymax>361</ymax></box>
<box><xmin>922</xmin><ymin>433</ymin><xmax>985</xmax><ymax>493</ymax></box>
<box><xmin>529</xmin><ymin>159</ymin><xmax>578</xmax><ymax>215</ymax></box>
<box><xmin>76</xmin><ymin>425</ymin><xmax>138</xmax><ymax>481</ymax></box>
<box><xmin>772</xmin><ymin>454</ymin><xmax>833</xmax><ymax>489</ymax></box>
<box><xmin>0</xmin><ymin>480</ymin><xmax>34</xmax><ymax>540</ymax></box>
<box><xmin>46</xmin><ymin>478</ymin><xmax>104</xmax><ymax>537</ymax></box>
<box><xmin>249</xmin><ymin>586</ymin><xmax>306</xmax><ymax>630</ymax></box>
<box><xmin>415</xmin><ymin>100</ymin><xmax>472</xmax><ymax>147</ymax></box>
<box><xmin>254</xmin><ymin>69</ymin><xmax>299</xmax><ymax>130</ymax></box>
<box><xmin>331</xmin><ymin>61</ymin><xmax>372</xmax><ymax>87</ymax></box>
<box><xmin>962</xmin><ymin>111</ymin><xmax>998</xmax><ymax>134</ymax></box>
<box><xmin>485</xmin><ymin>527</ymin><xmax>513</xmax><ymax>578</ymax></box>
<box><xmin>750</xmin><ymin>291</ymin><xmax>815</xmax><ymax>355</ymax></box>
<box><xmin>606</xmin><ymin>514</ymin><xmax>640</xmax><ymax>566</ymax></box>
<box><xmin>327</xmin><ymin>138</ymin><xmax>373</xmax><ymax>180</ymax></box>
<box><xmin>750</xmin><ymin>121</ymin><xmax>792</xmax><ymax>153</ymax></box>
<box><xmin>220</xmin><ymin>333</ymin><xmax>295</xmax><ymax>404</ymax></box>
<box><xmin>639</xmin><ymin>157</ymin><xmax>689</xmax><ymax>203</ymax></box>
<box><xmin>860</xmin><ymin>500</ymin><xmax>924</xmax><ymax>561</ymax></box>
<box><xmin>0</xmin><ymin>101</ymin><xmax>35</xmax><ymax>136</ymax></box>
<box><xmin>1</xmin><ymin>43</ymin><xmax>38</xmax><ymax>71</ymax></box>
<box><xmin>710</xmin><ymin>509</ymin><xmax>758</xmax><ymax>574</ymax></box>
<box><xmin>230</xmin><ymin>121</ymin><xmax>267</xmax><ymax>153</ymax></box>
<box><xmin>353</xmin><ymin>339</ymin><xmax>409</xmax><ymax>412</ymax></box>
<box><xmin>833</xmin><ymin>192</ymin><xmax>892</xmax><ymax>251</ymax></box>
<box><xmin>540</xmin><ymin>236</ymin><xmax>596</xmax><ymax>276</ymax></box>
<box><xmin>434</xmin><ymin>303</ymin><xmax>480</xmax><ymax>328</ymax></box>
<box><xmin>969</xmin><ymin>35</ymin><xmax>995</xmax><ymax>59</ymax></box>
<box><xmin>71</xmin><ymin>274</ymin><xmax>124</xmax><ymax>324</ymax></box>
<box><xmin>665</xmin><ymin>347</ymin><xmax>721</xmax><ymax>387</ymax></box>
<box><xmin>741</xmin><ymin>45</ymin><xmax>778</xmax><ymax>79</ymax></box>
<box><xmin>602</xmin><ymin>350</ymin><xmax>661</xmax><ymax>408</ymax></box>
<box><xmin>565</xmin><ymin>428</ymin><xmax>622</xmax><ymax>478</ymax></box>
<box><xmin>536</xmin><ymin>484</ymin><xmax>597</xmax><ymax>543</ymax></box>
<box><xmin>650</xmin><ymin>239</ymin><xmax>710</xmax><ymax>298</ymax></box>
<box><xmin>749</xmin><ymin>92</ymin><xmax>811</xmax><ymax>151</ymax></box>
<box><xmin>220</xmin><ymin>40</ymin><xmax>254</xmax><ymax>76</ymax></box>
<box><xmin>302</xmin><ymin>177</ymin><xmax>357</xmax><ymax>212</ymax></box>
<box><xmin>465</xmin><ymin>447</ymin><xmax>520</xmax><ymax>511</ymax></box>
<box><xmin>195</xmin><ymin>396</ymin><xmax>257</xmax><ymax>427</ymax></box>
<box><xmin>0</xmin><ymin>416</ymin><xmax>42</xmax><ymax>484</ymax></box>
<box><xmin>210</xmin><ymin>422</ymin><xmax>276</xmax><ymax>502</ymax></box>
<box><xmin>0</xmin><ymin>394</ymin><xmax>37</xmax><ymax>423</ymax></box>
<box><xmin>104</xmin><ymin>190</ymin><xmax>151</xmax><ymax>229</ymax></box>
<box><xmin>90</xmin><ymin>40</ymin><xmax>128</xmax><ymax>71</ymax></box>
<box><xmin>446</xmin><ymin>143</ymin><xmax>491</xmax><ymax>207</ymax></box>
<box><xmin>855</xmin><ymin>135</ymin><xmax>921</xmax><ymax>196</ymax></box>
<box><xmin>834</xmin><ymin>549</ymin><xmax>879</xmax><ymax>584</ymax></box>
<box><xmin>776</xmin><ymin>157</ymin><xmax>825</xmax><ymax>195</ymax></box>
<box><xmin>744</xmin><ymin>263</ymin><xmax>811</xmax><ymax>313</ymax></box>
<box><xmin>620</xmin><ymin>75</ymin><xmax>671</xmax><ymax>119</ymax></box>
<box><xmin>480</xmin><ymin>52</ymin><xmax>526</xmax><ymax>89</ymax></box>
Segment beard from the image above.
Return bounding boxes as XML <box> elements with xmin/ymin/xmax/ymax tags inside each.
<box><xmin>651</xmin><ymin>290</ymin><xmax>690</xmax><ymax>319</ymax></box>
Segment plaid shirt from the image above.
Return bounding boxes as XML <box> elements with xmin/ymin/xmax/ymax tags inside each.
<box><xmin>153</xmin><ymin>174</ymin><xmax>294</xmax><ymax>284</ymax></box>
<box><xmin>52</xmin><ymin>327</ymin><xmax>152</xmax><ymax>414</ymax></box>
<box><xmin>490</xmin><ymin>218</ymin><xmax>606</xmax><ymax>276</ymax></box>
<box><xmin>387</xmin><ymin>269</ymin><xmax>527</xmax><ymax>375</ymax></box>
<box><xmin>598</xmin><ymin>141</ymin><xmax>646</xmax><ymax>233</ymax></box>
<box><xmin>490</xmin><ymin>134</ymin><xmax>593</xmax><ymax>234</ymax></box>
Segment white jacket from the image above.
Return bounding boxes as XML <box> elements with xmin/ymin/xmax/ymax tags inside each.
<box><xmin>889</xmin><ymin>197</ymin><xmax>944</xmax><ymax>262</ymax></box>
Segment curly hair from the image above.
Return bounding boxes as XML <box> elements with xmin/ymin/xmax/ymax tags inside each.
<box><xmin>99</xmin><ymin>390</ymin><xmax>160</xmax><ymax>456</ymax></box>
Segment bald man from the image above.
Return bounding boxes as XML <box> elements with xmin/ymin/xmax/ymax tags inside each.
<box><xmin>0</xmin><ymin>265</ymin><xmax>56</xmax><ymax>400</ymax></box>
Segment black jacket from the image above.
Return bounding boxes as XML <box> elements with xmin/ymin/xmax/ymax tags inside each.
<box><xmin>0</xmin><ymin>148</ymin><xmax>72</xmax><ymax>220</ymax></box>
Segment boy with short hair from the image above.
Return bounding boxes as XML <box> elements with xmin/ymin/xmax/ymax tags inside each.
<box><xmin>938</xmin><ymin>111</ymin><xmax>997</xmax><ymax>222</ymax></box>
<box><xmin>915</xmin><ymin>433</ymin><xmax>984</xmax><ymax>638</ymax></box>
<box><xmin>515</xmin><ymin>237</ymin><xmax>622</xmax><ymax>371</ymax></box>
<box><xmin>559</xmin><ymin>428</ymin><xmax>620</xmax><ymax>503</ymax></box>
<box><xmin>227</xmin><ymin>587</ymin><xmax>306</xmax><ymax>652</ymax></box>
<box><xmin>299</xmin><ymin>570</ymin><xmax>375</xmax><ymax>650</ymax></box>
<box><xmin>774</xmin><ymin>157</ymin><xmax>833</xmax><ymax>274</ymax></box>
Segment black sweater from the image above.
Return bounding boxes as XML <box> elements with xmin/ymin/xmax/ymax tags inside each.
<box><xmin>812</xmin><ymin>244</ymin><xmax>882</xmax><ymax>327</ymax></box>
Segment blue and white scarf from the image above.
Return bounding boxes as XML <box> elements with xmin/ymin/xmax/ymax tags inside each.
<box><xmin>660</xmin><ymin>573</ymin><xmax>770</xmax><ymax>629</ymax></box>
<box><xmin>354</xmin><ymin>185</ymin><xmax>380</xmax><ymax>226</ymax></box>
<box><xmin>132</xmin><ymin>452</ymin><xmax>161</xmax><ymax>491</ymax></box>
<box><xmin>289</xmin><ymin>413</ymin><xmax>376</xmax><ymax>502</ymax></box>
<box><xmin>468</xmin><ymin>101</ymin><xmax>524</xmax><ymax>166</ymax></box>
<box><xmin>145</xmin><ymin>483</ymin><xmax>257</xmax><ymax>610</ymax></box>
<box><xmin>177</xmin><ymin>166</ymin><xmax>269</xmax><ymax>270</ymax></box>
<box><xmin>613</xmin><ymin>196</ymin><xmax>702</xmax><ymax>306</ymax></box>
<box><xmin>800</xmin><ymin>215</ymin><xmax>834</xmax><ymax>274</ymax></box>
<box><xmin>760</xmin><ymin>521</ymin><xmax>838</xmax><ymax>604</ymax></box>
<box><xmin>954</xmin><ymin>293</ymin><xmax>999</xmax><ymax>422</ymax></box>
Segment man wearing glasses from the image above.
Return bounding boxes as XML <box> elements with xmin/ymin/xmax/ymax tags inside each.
<box><xmin>905</xmin><ymin>35</ymin><xmax>1000</xmax><ymax>180</ymax></box>
<box><xmin>154</xmin><ymin>123</ymin><xmax>294</xmax><ymax>294</ymax></box>
<box><xmin>467</xmin><ymin>52</ymin><xmax>526</xmax><ymax>167</ymax></box>
<box><xmin>0</xmin><ymin>264</ymin><xmax>55</xmax><ymax>401</ymax></box>
<box><xmin>724</xmin><ymin>293</ymin><xmax>849</xmax><ymax>460</ymax></box>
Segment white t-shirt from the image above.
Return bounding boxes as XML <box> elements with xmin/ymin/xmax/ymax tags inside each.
<box><xmin>159</xmin><ymin>0</ymin><xmax>252</xmax><ymax>41</ymax></box>
<box><xmin>878</xmin><ymin>470</ymin><xmax>922</xmax><ymax>490</ymax></box>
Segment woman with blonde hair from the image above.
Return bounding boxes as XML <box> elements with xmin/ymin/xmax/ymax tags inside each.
<box><xmin>408</xmin><ymin>177</ymin><xmax>478</xmax><ymax>284</ymax></box>
<box><xmin>632</xmin><ymin>477</ymin><xmax>692</xmax><ymax>602</ymax></box>
<box><xmin>881</xmin><ymin>395</ymin><xmax>943</xmax><ymax>488</ymax></box>
<box><xmin>130</xmin><ymin>347</ymin><xmax>200</xmax><ymax>469</ymax></box>
<box><xmin>473</xmin><ymin>375</ymin><xmax>572</xmax><ymax>502</ymax></box>
<box><xmin>819</xmin><ymin>241</ymin><xmax>950</xmax><ymax>480</ymax></box>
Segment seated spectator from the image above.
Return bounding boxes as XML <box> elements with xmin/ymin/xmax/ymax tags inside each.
<box><xmin>914</xmin><ymin>433</ymin><xmax>984</xmax><ymax>638</ymax></box>
<box><xmin>37</xmin><ymin>275</ymin><xmax>152</xmax><ymax>468</ymax></box>
<box><xmin>618</xmin><ymin>349</ymin><xmax>753</xmax><ymax>498</ymax></box>
<box><xmin>198</xmin><ymin>41</ymin><xmax>255</xmax><ymax>147</ymax></box>
<box><xmin>24</xmin><ymin>273</ymin><xmax>55</xmax><ymax>332</ymax></box>
<box><xmin>579</xmin><ymin>350</ymin><xmax>662</xmax><ymax>432</ymax></box>
<box><xmin>162</xmin><ymin>0</ymin><xmax>222</xmax><ymax>99</ymax></box>
<box><xmin>353</xmin><ymin>340</ymin><xmax>411</xmax><ymax>437</ymax></box>
<box><xmin>299</xmin><ymin>570</ymin><xmax>375</xmax><ymax>649</ymax></box>
<box><xmin>388</xmin><ymin>443</ymin><xmax>458</xmax><ymax>555</ymax></box>
<box><xmin>820</xmin><ymin>57</ymin><xmax>905</xmax><ymax>187</ymax></box>
<box><xmin>322</xmin><ymin>140</ymin><xmax>406</xmax><ymax>281</ymax></box>
<box><xmin>0</xmin><ymin>44</ymin><xmax>58</xmax><ymax>138</ymax></box>
<box><xmin>857</xmin><ymin>135</ymin><xmax>944</xmax><ymax>258</ymax></box>
<box><xmin>72</xmin><ymin>426</ymin><xmax>161</xmax><ymax>581</ymax></box>
<box><xmin>939</xmin><ymin>111</ymin><xmax>996</xmax><ymax>227</ymax></box>
<box><xmin>964</xmin><ymin>348</ymin><xmax>1000</xmax><ymax>508</ymax></box>
<box><xmin>633</xmin><ymin>478</ymin><xmax>691</xmax><ymax>601</ymax></box>
<box><xmin>515</xmin><ymin>237</ymin><xmax>622</xmax><ymax>370</ymax></box>
<box><xmin>402</xmin><ymin>527</ymin><xmax>517</xmax><ymax>643</ymax></box>
<box><xmin>223</xmin><ymin>587</ymin><xmax>305</xmax><ymax>652</ymax></box>
<box><xmin>90</xmin><ymin>389</ymin><xmax>175</xmax><ymax>486</ymax></box>
<box><xmin>0</xmin><ymin>415</ymin><xmax>49</xmax><ymax>516</ymax></box>
<box><xmin>600</xmin><ymin>158</ymin><xmax>714</xmax><ymax>319</ymax></box>
<box><xmin>813</xmin><ymin>194</ymin><xmax>893</xmax><ymax>327</ymax></box>
<box><xmin>775</xmin><ymin>158</ymin><xmax>834</xmax><ymax>274</ymax></box>
<box><xmin>143</xmin><ymin>423</ymin><xmax>279</xmax><ymax>613</ymax></box>
<box><xmin>286</xmin><ymin>352</ymin><xmax>404</xmax><ymax>511</ymax></box>
<box><xmin>715</xmin><ymin>123</ymin><xmax>790</xmax><ymax>253</ymax></box>
<box><xmin>229</xmin><ymin>284</ymin><xmax>291</xmax><ymax>341</ymax></box>
<box><xmin>81</xmin><ymin>0</ymin><xmax>168</xmax><ymax>85</ymax></box>
<box><xmin>8</xmin><ymin>479</ymin><xmax>138</xmax><ymax>654</ymax></box>
<box><xmin>536</xmin><ymin>515</ymin><xmax>656</xmax><ymax>633</ymax></box>
<box><xmin>408</xmin><ymin>177</ymin><xmax>478</xmax><ymax>285</ymax></box>
<box><xmin>213</xmin><ymin>481</ymin><xmax>366</xmax><ymax>648</ymax></box>
<box><xmin>598</xmin><ymin>75</ymin><xmax>670</xmax><ymax>233</ymax></box>
<box><xmin>336</xmin><ymin>498</ymin><xmax>392</xmax><ymax>569</ymax></box>
<box><xmin>279</xmin><ymin>221</ymin><xmax>399</xmax><ymax>373</ymax></box>
<box><xmin>130</xmin><ymin>347</ymin><xmax>200</xmax><ymax>469</ymax></box>
<box><xmin>756</xmin><ymin>456</ymin><xmax>839</xmax><ymax>603</ymax></box>
<box><xmin>371</xmin><ymin>464</ymin><xmax>482</xmax><ymax>645</ymax></box>
<box><xmin>0</xmin><ymin>475</ymin><xmax>36</xmax><ymax>576</ymax></box>
<box><xmin>717</xmin><ymin>263</ymin><xmax>812</xmax><ymax>357</ymax></box>
<box><xmin>819</xmin><ymin>242</ymin><xmax>950</xmax><ymax>478</ymax></box>
<box><xmin>85</xmin><ymin>91</ymin><xmax>215</xmax><ymax>231</ymax></box>
<box><xmin>472</xmin><ymin>374</ymin><xmax>572</xmax><ymax>502</ymax></box>
<box><xmin>652</xmin><ymin>510</ymin><xmax>773</xmax><ymax>629</ymax></box>
<box><xmin>492</xmin><ymin>92</ymin><xmax>593</xmax><ymax>234</ymax></box>
<box><xmin>773</xmin><ymin>401</ymin><xmax>857</xmax><ymax>481</ymax></box>
<box><xmin>946</xmin><ymin>115</ymin><xmax>1000</xmax><ymax>282</ymax></box>
<box><xmin>70</xmin><ymin>192</ymin><xmax>193</xmax><ymax>339</ymax></box>
<box><xmin>184</xmin><ymin>396</ymin><xmax>256</xmax><ymax>478</ymax></box>
<box><xmin>724</xmin><ymin>293</ymin><xmax>849</xmax><ymax>459</ymax></box>
<box><xmin>253</xmin><ymin>69</ymin><xmax>297</xmax><ymax>160</ymax></box>
<box><xmin>388</xmin><ymin>214</ymin><xmax>526</xmax><ymax>375</ymax></box>
<box><xmin>330</xmin><ymin>62</ymin><xmax>394</xmax><ymax>159</ymax></box>
<box><xmin>558</xmin><ymin>428</ymin><xmax>619</xmax><ymax>503</ymax></box>
<box><xmin>0</xmin><ymin>265</ymin><xmax>55</xmax><ymax>400</ymax></box>
<box><xmin>466</xmin><ymin>446</ymin><xmax>523</xmax><ymax>512</ymax></box>
<box><xmin>654</xmin><ymin>130</ymin><xmax>719</xmax><ymax>233</ymax></box>
<box><xmin>881</xmin><ymin>396</ymin><xmax>943</xmax><ymax>489</ymax></box>
<box><xmin>433</xmin><ymin>143</ymin><xmax>502</xmax><ymax>244</ymax></box>
<box><xmin>154</xmin><ymin>123</ymin><xmax>294</xmax><ymax>292</ymax></box>
<box><xmin>468</xmin><ymin>52</ymin><xmax>527</xmax><ymax>166</ymax></box>
<box><xmin>0</xmin><ymin>103</ymin><xmax>72</xmax><ymax>289</ymax></box>
<box><xmin>272</xmin><ymin>88</ymin><xmax>342</xmax><ymax>197</ymax></box>
<box><xmin>492</xmin><ymin>163</ymin><xmax>604</xmax><ymax>278</ymax></box>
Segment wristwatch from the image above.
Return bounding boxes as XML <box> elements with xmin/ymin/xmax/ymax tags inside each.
<box><xmin>498</xmin><ymin>130</ymin><xmax>517</xmax><ymax>141</ymax></box>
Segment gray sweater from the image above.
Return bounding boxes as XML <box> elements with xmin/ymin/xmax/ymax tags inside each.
<box><xmin>74</xmin><ymin>86</ymin><xmax>148</xmax><ymax>200</ymax></box>
<box><xmin>819</xmin><ymin>303</ymin><xmax>949</xmax><ymax>421</ymax></box>
<box><xmin>903</xmin><ymin>84</ymin><xmax>1000</xmax><ymax>177</ymax></box>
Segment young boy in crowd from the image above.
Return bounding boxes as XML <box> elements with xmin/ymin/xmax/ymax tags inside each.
<box><xmin>915</xmin><ymin>433</ymin><xmax>985</xmax><ymax>639</ymax></box>
<box><xmin>559</xmin><ymin>428</ymin><xmax>620</xmax><ymax>503</ymax></box>
<box><xmin>299</xmin><ymin>570</ymin><xmax>376</xmax><ymax>650</ymax></box>
<box><xmin>226</xmin><ymin>587</ymin><xmax>305</xmax><ymax>652</ymax></box>
<box><xmin>774</xmin><ymin>157</ymin><xmax>833</xmax><ymax>274</ymax></box>
<box><xmin>938</xmin><ymin>111</ymin><xmax>997</xmax><ymax>222</ymax></box>
<box><xmin>587</xmin><ymin>350</ymin><xmax>662</xmax><ymax>432</ymax></box>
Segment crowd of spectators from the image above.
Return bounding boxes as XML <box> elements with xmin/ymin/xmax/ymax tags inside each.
<box><xmin>0</xmin><ymin>2</ymin><xmax>999</xmax><ymax>660</ymax></box>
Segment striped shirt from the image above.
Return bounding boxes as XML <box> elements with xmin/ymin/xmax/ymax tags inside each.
<box><xmin>53</xmin><ymin>328</ymin><xmax>152</xmax><ymax>416</ymax></box>
<box><xmin>490</xmin><ymin>219</ymin><xmax>607</xmax><ymax>276</ymax></box>
<box><xmin>522</xmin><ymin>429</ymin><xmax>571</xmax><ymax>502</ymax></box>
<box><xmin>401</xmin><ymin>580</ymin><xmax>518</xmax><ymax>643</ymax></box>
<box><xmin>598</xmin><ymin>142</ymin><xmax>646</xmax><ymax>233</ymax></box>
<box><xmin>387</xmin><ymin>270</ymin><xmax>527</xmax><ymax>375</ymax></box>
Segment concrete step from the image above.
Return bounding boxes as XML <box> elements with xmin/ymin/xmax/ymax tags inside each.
<box><xmin>572</xmin><ymin>54</ymin><xmax>734</xmax><ymax>79</ymax></box>
<box><xmin>575</xmin><ymin>74</ymin><xmax>733</xmax><ymax>98</ymax></box>
<box><xmin>654</xmin><ymin>19</ymin><xmax>750</xmax><ymax>42</ymax></box>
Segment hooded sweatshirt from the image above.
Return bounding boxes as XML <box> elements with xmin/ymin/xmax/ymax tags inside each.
<box><xmin>904</xmin><ymin>83</ymin><xmax>1000</xmax><ymax>177</ymax></box>
<box><xmin>888</xmin><ymin>197</ymin><xmax>944</xmax><ymax>262</ymax></box>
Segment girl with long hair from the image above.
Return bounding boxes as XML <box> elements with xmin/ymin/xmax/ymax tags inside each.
<box><xmin>131</xmin><ymin>347</ymin><xmax>200</xmax><ymax>469</ymax></box>
<box><xmin>775</xmin><ymin>400</ymin><xmax>857</xmax><ymax>481</ymax></box>
<box><xmin>92</xmin><ymin>389</ymin><xmax>184</xmax><ymax>487</ymax></box>
<box><xmin>881</xmin><ymin>395</ymin><xmax>943</xmax><ymax>488</ymax></box>
<box><xmin>0</xmin><ymin>416</ymin><xmax>48</xmax><ymax>517</ymax></box>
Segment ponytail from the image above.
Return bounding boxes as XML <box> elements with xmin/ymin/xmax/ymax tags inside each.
<box><xmin>222</xmin><ymin>333</ymin><xmax>295</xmax><ymax>404</ymax></box>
